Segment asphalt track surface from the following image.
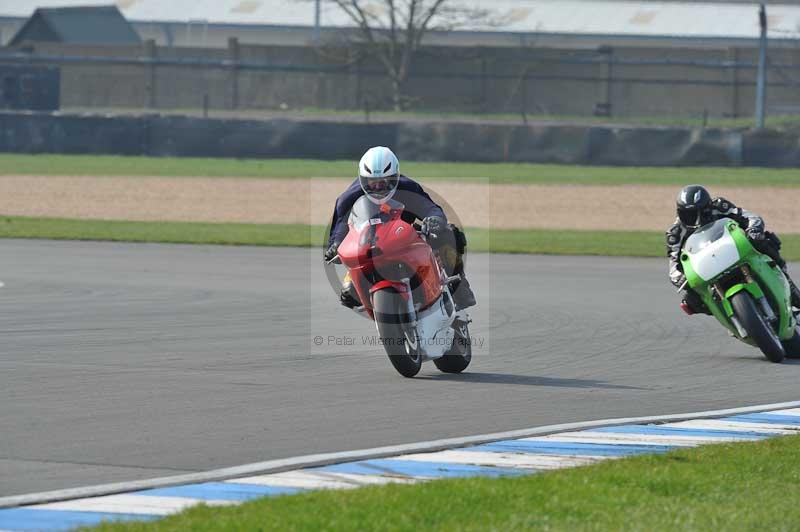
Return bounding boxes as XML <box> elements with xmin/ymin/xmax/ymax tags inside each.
<box><xmin>2</xmin><ymin>240</ymin><xmax>800</xmax><ymax>497</ymax></box>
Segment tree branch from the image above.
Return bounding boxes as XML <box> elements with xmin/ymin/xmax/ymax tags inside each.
<box><xmin>319</xmin><ymin>0</ymin><xmax>498</xmax><ymax>111</ymax></box>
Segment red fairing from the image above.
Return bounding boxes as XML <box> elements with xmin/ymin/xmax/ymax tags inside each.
<box><xmin>338</xmin><ymin>205</ymin><xmax>443</xmax><ymax>317</ymax></box>
<box><xmin>370</xmin><ymin>280</ymin><xmax>409</xmax><ymax>300</ymax></box>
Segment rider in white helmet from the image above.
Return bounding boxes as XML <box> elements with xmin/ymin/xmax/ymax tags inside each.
<box><xmin>324</xmin><ymin>146</ymin><xmax>476</xmax><ymax>310</ymax></box>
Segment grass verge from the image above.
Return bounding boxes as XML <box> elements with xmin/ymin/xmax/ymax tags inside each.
<box><xmin>86</xmin><ymin>434</ymin><xmax>800</xmax><ymax>531</ymax></box>
<box><xmin>0</xmin><ymin>217</ymin><xmax>317</xmax><ymax>248</ymax></box>
<box><xmin>2</xmin><ymin>217</ymin><xmax>800</xmax><ymax>261</ymax></box>
<box><xmin>1</xmin><ymin>154</ymin><xmax>800</xmax><ymax>186</ymax></box>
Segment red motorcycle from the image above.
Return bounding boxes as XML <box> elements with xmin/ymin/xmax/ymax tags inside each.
<box><xmin>331</xmin><ymin>196</ymin><xmax>473</xmax><ymax>378</ymax></box>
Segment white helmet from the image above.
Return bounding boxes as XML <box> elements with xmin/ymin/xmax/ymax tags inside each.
<box><xmin>358</xmin><ymin>146</ymin><xmax>400</xmax><ymax>205</ymax></box>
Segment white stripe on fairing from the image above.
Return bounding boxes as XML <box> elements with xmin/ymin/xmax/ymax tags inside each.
<box><xmin>35</xmin><ymin>494</ymin><xmax>235</xmax><ymax>516</ymax></box>
<box><xmin>530</xmin><ymin>431</ymin><xmax>749</xmax><ymax>446</ymax></box>
<box><xmin>670</xmin><ymin>419</ymin><xmax>800</xmax><ymax>434</ymax></box>
<box><xmin>396</xmin><ymin>450</ymin><xmax>600</xmax><ymax>470</ymax></box>
<box><xmin>765</xmin><ymin>408</ymin><xmax>800</xmax><ymax>417</ymax></box>
<box><xmin>233</xmin><ymin>471</ymin><xmax>417</xmax><ymax>490</ymax></box>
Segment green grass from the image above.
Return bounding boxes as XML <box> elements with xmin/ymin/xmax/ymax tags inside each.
<box><xmin>0</xmin><ymin>218</ymin><xmax>318</xmax><ymax>248</ymax></box>
<box><xmin>86</xmin><ymin>434</ymin><xmax>800</xmax><ymax>531</ymax></box>
<box><xmin>2</xmin><ymin>217</ymin><xmax>800</xmax><ymax>261</ymax></box>
<box><xmin>2</xmin><ymin>153</ymin><xmax>800</xmax><ymax>186</ymax></box>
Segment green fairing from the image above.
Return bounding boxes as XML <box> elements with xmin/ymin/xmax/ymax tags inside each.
<box><xmin>681</xmin><ymin>220</ymin><xmax>796</xmax><ymax>344</ymax></box>
<box><xmin>722</xmin><ymin>283</ymin><xmax>764</xmax><ymax>316</ymax></box>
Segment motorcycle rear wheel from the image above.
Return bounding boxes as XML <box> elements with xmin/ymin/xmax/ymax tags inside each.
<box><xmin>373</xmin><ymin>289</ymin><xmax>422</xmax><ymax>378</ymax></box>
<box><xmin>434</xmin><ymin>321</ymin><xmax>472</xmax><ymax>374</ymax></box>
<box><xmin>731</xmin><ymin>292</ymin><xmax>785</xmax><ymax>363</ymax></box>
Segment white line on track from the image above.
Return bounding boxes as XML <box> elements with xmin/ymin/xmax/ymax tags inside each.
<box><xmin>34</xmin><ymin>495</ymin><xmax>234</xmax><ymax>516</ymax></box>
<box><xmin>232</xmin><ymin>471</ymin><xmax>417</xmax><ymax>490</ymax></box>
<box><xmin>396</xmin><ymin>450</ymin><xmax>600</xmax><ymax>470</ymax></box>
<box><xmin>670</xmin><ymin>419</ymin><xmax>800</xmax><ymax>434</ymax></box>
<box><xmin>764</xmin><ymin>408</ymin><xmax>800</xmax><ymax>417</ymax></box>
<box><xmin>533</xmin><ymin>433</ymin><xmax>713</xmax><ymax>446</ymax></box>
<box><xmin>3</xmin><ymin>400</ymin><xmax>800</xmax><ymax>509</ymax></box>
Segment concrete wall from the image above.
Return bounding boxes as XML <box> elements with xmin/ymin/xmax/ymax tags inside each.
<box><xmin>5</xmin><ymin>41</ymin><xmax>800</xmax><ymax>118</ymax></box>
<box><xmin>1</xmin><ymin>111</ymin><xmax>798</xmax><ymax>167</ymax></box>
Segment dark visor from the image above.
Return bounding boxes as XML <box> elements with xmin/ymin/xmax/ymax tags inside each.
<box><xmin>678</xmin><ymin>207</ymin><xmax>702</xmax><ymax>227</ymax></box>
<box><xmin>362</xmin><ymin>174</ymin><xmax>398</xmax><ymax>198</ymax></box>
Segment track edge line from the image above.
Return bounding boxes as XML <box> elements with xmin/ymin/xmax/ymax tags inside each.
<box><xmin>3</xmin><ymin>399</ymin><xmax>800</xmax><ymax>509</ymax></box>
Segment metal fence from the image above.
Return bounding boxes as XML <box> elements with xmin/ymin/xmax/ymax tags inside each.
<box><xmin>2</xmin><ymin>40</ymin><xmax>800</xmax><ymax>123</ymax></box>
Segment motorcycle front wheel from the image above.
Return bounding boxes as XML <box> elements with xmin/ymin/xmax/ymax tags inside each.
<box><xmin>434</xmin><ymin>321</ymin><xmax>472</xmax><ymax>374</ymax></box>
<box><xmin>731</xmin><ymin>291</ymin><xmax>785</xmax><ymax>363</ymax></box>
<box><xmin>373</xmin><ymin>289</ymin><xmax>422</xmax><ymax>378</ymax></box>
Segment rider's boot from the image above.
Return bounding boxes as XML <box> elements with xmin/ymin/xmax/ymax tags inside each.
<box><xmin>451</xmin><ymin>276</ymin><xmax>476</xmax><ymax>310</ymax></box>
<box><xmin>340</xmin><ymin>273</ymin><xmax>362</xmax><ymax>309</ymax></box>
<box><xmin>682</xmin><ymin>290</ymin><xmax>711</xmax><ymax>316</ymax></box>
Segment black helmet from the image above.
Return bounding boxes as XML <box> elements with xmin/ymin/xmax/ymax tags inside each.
<box><xmin>676</xmin><ymin>185</ymin><xmax>712</xmax><ymax>228</ymax></box>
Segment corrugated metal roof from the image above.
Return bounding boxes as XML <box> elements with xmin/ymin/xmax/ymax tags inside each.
<box><xmin>0</xmin><ymin>1</ymin><xmax>798</xmax><ymax>39</ymax></box>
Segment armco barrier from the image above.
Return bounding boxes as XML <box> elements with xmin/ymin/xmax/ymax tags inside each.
<box><xmin>0</xmin><ymin>111</ymin><xmax>798</xmax><ymax>167</ymax></box>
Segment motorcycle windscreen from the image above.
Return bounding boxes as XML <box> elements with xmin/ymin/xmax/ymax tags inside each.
<box><xmin>348</xmin><ymin>196</ymin><xmax>405</xmax><ymax>231</ymax></box>
<box><xmin>684</xmin><ymin>218</ymin><xmax>740</xmax><ymax>282</ymax></box>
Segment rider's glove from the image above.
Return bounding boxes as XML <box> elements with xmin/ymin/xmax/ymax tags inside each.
<box><xmin>324</xmin><ymin>242</ymin><xmax>340</xmax><ymax>262</ymax></box>
<box><xmin>421</xmin><ymin>216</ymin><xmax>446</xmax><ymax>241</ymax></box>
<box><xmin>747</xmin><ymin>226</ymin><xmax>766</xmax><ymax>241</ymax></box>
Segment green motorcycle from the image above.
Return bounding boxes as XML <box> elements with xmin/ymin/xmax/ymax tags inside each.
<box><xmin>680</xmin><ymin>218</ymin><xmax>800</xmax><ymax>363</ymax></box>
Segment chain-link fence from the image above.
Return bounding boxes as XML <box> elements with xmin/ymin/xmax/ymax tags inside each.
<box><xmin>2</xmin><ymin>39</ymin><xmax>800</xmax><ymax>125</ymax></box>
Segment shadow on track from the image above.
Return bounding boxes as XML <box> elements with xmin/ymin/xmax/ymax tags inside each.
<box><xmin>416</xmin><ymin>372</ymin><xmax>646</xmax><ymax>390</ymax></box>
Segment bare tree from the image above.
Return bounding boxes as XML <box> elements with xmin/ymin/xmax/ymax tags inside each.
<box><xmin>323</xmin><ymin>1</ymin><xmax>490</xmax><ymax>112</ymax></box>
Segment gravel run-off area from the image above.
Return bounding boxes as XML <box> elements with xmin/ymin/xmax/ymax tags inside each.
<box><xmin>0</xmin><ymin>176</ymin><xmax>798</xmax><ymax>233</ymax></box>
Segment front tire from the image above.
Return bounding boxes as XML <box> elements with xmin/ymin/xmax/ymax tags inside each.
<box><xmin>434</xmin><ymin>321</ymin><xmax>472</xmax><ymax>374</ymax></box>
<box><xmin>373</xmin><ymin>290</ymin><xmax>422</xmax><ymax>378</ymax></box>
<box><xmin>730</xmin><ymin>292</ymin><xmax>785</xmax><ymax>363</ymax></box>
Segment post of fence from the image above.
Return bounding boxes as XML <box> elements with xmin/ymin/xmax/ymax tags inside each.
<box><xmin>480</xmin><ymin>53</ymin><xmax>488</xmax><ymax>114</ymax></box>
<box><xmin>144</xmin><ymin>39</ymin><xmax>157</xmax><ymax>109</ymax></box>
<box><xmin>729</xmin><ymin>47</ymin><xmax>739</xmax><ymax>119</ymax></box>
<box><xmin>604</xmin><ymin>46</ymin><xmax>614</xmax><ymax>117</ymax></box>
<box><xmin>755</xmin><ymin>4</ymin><xmax>768</xmax><ymax>129</ymax></box>
<box><xmin>313</xmin><ymin>0</ymin><xmax>321</xmax><ymax>44</ymax></box>
<box><xmin>229</xmin><ymin>37</ymin><xmax>240</xmax><ymax>110</ymax></box>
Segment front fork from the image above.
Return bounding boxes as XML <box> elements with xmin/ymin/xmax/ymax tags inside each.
<box><xmin>716</xmin><ymin>265</ymin><xmax>776</xmax><ymax>338</ymax></box>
